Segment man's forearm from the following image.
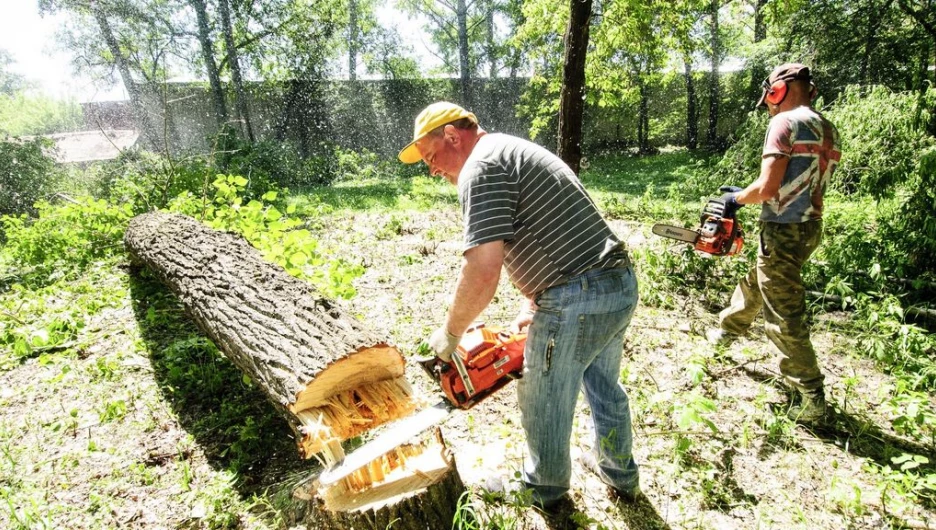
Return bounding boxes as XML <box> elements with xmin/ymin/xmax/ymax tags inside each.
<box><xmin>444</xmin><ymin>242</ymin><xmax>503</xmax><ymax>336</ymax></box>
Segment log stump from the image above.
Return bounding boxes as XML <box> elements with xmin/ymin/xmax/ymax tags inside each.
<box><xmin>125</xmin><ymin>211</ymin><xmax>466</xmax><ymax>528</ymax></box>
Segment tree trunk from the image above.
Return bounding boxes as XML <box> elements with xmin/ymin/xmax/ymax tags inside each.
<box><xmin>124</xmin><ymin>211</ymin><xmax>417</xmax><ymax>460</ymax></box>
<box><xmin>125</xmin><ymin>211</ymin><xmax>465</xmax><ymax>527</ymax></box>
<box><xmin>457</xmin><ymin>0</ymin><xmax>472</xmax><ymax>107</ymax></box>
<box><xmin>348</xmin><ymin>0</ymin><xmax>359</xmax><ymax>81</ymax></box>
<box><xmin>684</xmin><ymin>55</ymin><xmax>698</xmax><ymax>150</ymax></box>
<box><xmin>558</xmin><ymin>0</ymin><xmax>592</xmax><ymax>174</ymax></box>
<box><xmin>91</xmin><ymin>6</ymin><xmax>159</xmax><ymax>149</ymax></box>
<box><xmin>486</xmin><ymin>8</ymin><xmax>497</xmax><ymax>79</ymax></box>
<box><xmin>191</xmin><ymin>0</ymin><xmax>228</xmax><ymax>129</ymax></box>
<box><xmin>748</xmin><ymin>0</ymin><xmax>767</xmax><ymax>102</ymax></box>
<box><xmin>707</xmin><ymin>0</ymin><xmax>721</xmax><ymax>150</ymax></box>
<box><xmin>124</xmin><ymin>212</ymin><xmax>465</xmax><ymax>530</ymax></box>
<box><xmin>637</xmin><ymin>78</ymin><xmax>650</xmax><ymax>154</ymax></box>
<box><xmin>219</xmin><ymin>0</ymin><xmax>254</xmax><ymax>142</ymax></box>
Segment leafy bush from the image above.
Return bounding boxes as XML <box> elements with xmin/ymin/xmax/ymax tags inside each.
<box><xmin>0</xmin><ymin>136</ymin><xmax>61</xmax><ymax>217</ymax></box>
<box><xmin>86</xmin><ymin>150</ymin><xmax>210</xmax><ymax>214</ymax></box>
<box><xmin>0</xmin><ymin>93</ymin><xmax>83</xmax><ymax>136</ymax></box>
<box><xmin>1</xmin><ymin>197</ymin><xmax>133</xmax><ymax>276</ymax></box>
<box><xmin>827</xmin><ymin>86</ymin><xmax>936</xmax><ymax>196</ymax></box>
<box><xmin>215</xmin><ymin>131</ymin><xmax>338</xmax><ymax>190</ymax></box>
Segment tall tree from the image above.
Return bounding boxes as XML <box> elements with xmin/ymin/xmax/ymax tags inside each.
<box><xmin>398</xmin><ymin>0</ymin><xmax>501</xmax><ymax>107</ymax></box>
<box><xmin>190</xmin><ymin>0</ymin><xmax>228</xmax><ymax>129</ymax></box>
<box><xmin>0</xmin><ymin>49</ymin><xmax>29</xmax><ymax>96</ymax></box>
<box><xmin>706</xmin><ymin>0</ymin><xmax>721</xmax><ymax>150</ymax></box>
<box><xmin>663</xmin><ymin>0</ymin><xmax>707</xmax><ymax>150</ymax></box>
<box><xmin>218</xmin><ymin>0</ymin><xmax>253</xmax><ymax>141</ymax></box>
<box><xmin>557</xmin><ymin>0</ymin><xmax>591</xmax><ymax>173</ymax></box>
<box><xmin>897</xmin><ymin>0</ymin><xmax>936</xmax><ymax>85</ymax></box>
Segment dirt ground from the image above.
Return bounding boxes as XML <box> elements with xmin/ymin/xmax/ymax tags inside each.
<box><xmin>1</xmin><ymin>207</ymin><xmax>934</xmax><ymax>529</ymax></box>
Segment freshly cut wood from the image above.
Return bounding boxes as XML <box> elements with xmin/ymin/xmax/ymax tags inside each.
<box><xmin>293</xmin><ymin>429</ymin><xmax>466</xmax><ymax>530</ymax></box>
<box><xmin>123</xmin><ymin>211</ymin><xmax>414</xmax><ymax>460</ymax></box>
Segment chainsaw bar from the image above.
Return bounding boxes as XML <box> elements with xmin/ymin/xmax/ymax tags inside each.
<box><xmin>651</xmin><ymin>223</ymin><xmax>699</xmax><ymax>244</ymax></box>
<box><xmin>316</xmin><ymin>400</ymin><xmax>454</xmax><ymax>487</ymax></box>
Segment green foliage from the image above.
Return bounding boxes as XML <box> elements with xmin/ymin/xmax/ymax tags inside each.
<box><xmin>85</xmin><ymin>150</ymin><xmax>208</xmax><ymax>215</ymax></box>
<box><xmin>827</xmin><ymin>86</ymin><xmax>936</xmax><ymax>196</ymax></box>
<box><xmin>0</xmin><ymin>137</ymin><xmax>61</xmax><ymax>217</ymax></box>
<box><xmin>215</xmin><ymin>131</ymin><xmax>339</xmax><ymax>190</ymax></box>
<box><xmin>169</xmin><ymin>175</ymin><xmax>363</xmax><ymax>299</ymax></box>
<box><xmin>854</xmin><ymin>295</ymin><xmax>936</xmax><ymax>388</ymax></box>
<box><xmin>0</xmin><ymin>93</ymin><xmax>83</xmax><ymax>136</ymax></box>
<box><xmin>1</xmin><ymin>197</ymin><xmax>133</xmax><ymax>277</ymax></box>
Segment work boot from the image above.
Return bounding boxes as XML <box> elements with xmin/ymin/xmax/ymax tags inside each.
<box><xmin>787</xmin><ymin>388</ymin><xmax>828</xmax><ymax>424</ymax></box>
<box><xmin>706</xmin><ymin>328</ymin><xmax>738</xmax><ymax>348</ymax></box>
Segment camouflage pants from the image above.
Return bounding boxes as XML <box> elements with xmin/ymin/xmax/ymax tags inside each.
<box><xmin>719</xmin><ymin>220</ymin><xmax>824</xmax><ymax>391</ymax></box>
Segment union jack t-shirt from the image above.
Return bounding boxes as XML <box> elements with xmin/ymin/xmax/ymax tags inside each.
<box><xmin>760</xmin><ymin>106</ymin><xmax>841</xmax><ymax>223</ymax></box>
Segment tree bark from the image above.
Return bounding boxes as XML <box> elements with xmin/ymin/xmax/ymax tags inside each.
<box><xmin>191</xmin><ymin>0</ymin><xmax>228</xmax><ymax>129</ymax></box>
<box><xmin>457</xmin><ymin>0</ymin><xmax>472</xmax><ymax>107</ymax></box>
<box><xmin>707</xmin><ymin>0</ymin><xmax>721</xmax><ymax>150</ymax></box>
<box><xmin>748</xmin><ymin>0</ymin><xmax>768</xmax><ymax>103</ymax></box>
<box><xmin>219</xmin><ymin>0</ymin><xmax>254</xmax><ymax>142</ymax></box>
<box><xmin>558</xmin><ymin>0</ymin><xmax>592</xmax><ymax>174</ymax></box>
<box><xmin>684</xmin><ymin>55</ymin><xmax>698</xmax><ymax>150</ymax></box>
<box><xmin>126</xmin><ymin>211</ymin><xmax>467</xmax><ymax>527</ymax></box>
<box><xmin>124</xmin><ymin>211</ymin><xmax>416</xmax><ymax>461</ymax></box>
<box><xmin>91</xmin><ymin>5</ymin><xmax>159</xmax><ymax>149</ymax></box>
<box><xmin>637</xmin><ymin>76</ymin><xmax>650</xmax><ymax>154</ymax></box>
<box><xmin>348</xmin><ymin>0</ymin><xmax>359</xmax><ymax>81</ymax></box>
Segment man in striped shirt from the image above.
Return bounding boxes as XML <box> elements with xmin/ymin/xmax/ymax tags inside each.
<box><xmin>400</xmin><ymin>102</ymin><xmax>640</xmax><ymax>509</ymax></box>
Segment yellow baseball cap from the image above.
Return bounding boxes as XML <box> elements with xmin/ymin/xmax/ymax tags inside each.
<box><xmin>398</xmin><ymin>101</ymin><xmax>478</xmax><ymax>164</ymax></box>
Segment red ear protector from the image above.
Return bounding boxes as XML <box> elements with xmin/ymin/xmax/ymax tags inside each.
<box><xmin>762</xmin><ymin>78</ymin><xmax>788</xmax><ymax>106</ymax></box>
<box><xmin>762</xmin><ymin>78</ymin><xmax>818</xmax><ymax>106</ymax></box>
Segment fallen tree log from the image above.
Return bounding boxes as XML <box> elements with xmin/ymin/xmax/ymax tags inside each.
<box><xmin>124</xmin><ymin>212</ymin><xmax>465</xmax><ymax>528</ymax></box>
<box><xmin>124</xmin><ymin>211</ymin><xmax>417</xmax><ymax>462</ymax></box>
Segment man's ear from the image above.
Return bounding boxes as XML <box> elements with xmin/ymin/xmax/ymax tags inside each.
<box><xmin>442</xmin><ymin>124</ymin><xmax>458</xmax><ymax>144</ymax></box>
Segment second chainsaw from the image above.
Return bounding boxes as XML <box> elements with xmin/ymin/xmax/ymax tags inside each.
<box><xmin>652</xmin><ymin>188</ymin><xmax>745</xmax><ymax>257</ymax></box>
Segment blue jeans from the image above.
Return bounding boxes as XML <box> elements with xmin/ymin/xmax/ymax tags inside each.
<box><xmin>518</xmin><ymin>265</ymin><xmax>639</xmax><ymax>504</ymax></box>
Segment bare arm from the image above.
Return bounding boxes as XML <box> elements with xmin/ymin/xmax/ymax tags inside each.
<box><xmin>444</xmin><ymin>240</ymin><xmax>504</xmax><ymax>336</ymax></box>
<box><xmin>737</xmin><ymin>154</ymin><xmax>789</xmax><ymax>205</ymax></box>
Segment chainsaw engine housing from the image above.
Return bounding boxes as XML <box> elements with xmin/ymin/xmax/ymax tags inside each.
<box><xmin>438</xmin><ymin>325</ymin><xmax>525</xmax><ymax>409</ymax></box>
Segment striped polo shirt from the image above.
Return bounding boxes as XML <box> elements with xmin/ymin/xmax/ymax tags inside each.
<box><xmin>458</xmin><ymin>133</ymin><xmax>629</xmax><ymax>297</ymax></box>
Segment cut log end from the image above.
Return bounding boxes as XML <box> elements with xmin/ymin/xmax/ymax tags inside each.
<box><xmin>296</xmin><ymin>374</ymin><xmax>423</xmax><ymax>462</ymax></box>
<box><xmin>294</xmin><ymin>430</ymin><xmax>466</xmax><ymax>530</ymax></box>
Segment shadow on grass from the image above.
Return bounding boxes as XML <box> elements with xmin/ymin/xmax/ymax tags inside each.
<box><xmin>744</xmin><ymin>366</ymin><xmax>936</xmax><ymax>517</ymax></box>
<box><xmin>127</xmin><ymin>268</ymin><xmax>310</xmax><ymax>498</ymax></box>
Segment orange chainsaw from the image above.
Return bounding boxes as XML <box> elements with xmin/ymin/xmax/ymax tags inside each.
<box><xmin>317</xmin><ymin>324</ymin><xmax>526</xmax><ymax>486</ymax></box>
<box><xmin>652</xmin><ymin>194</ymin><xmax>745</xmax><ymax>257</ymax></box>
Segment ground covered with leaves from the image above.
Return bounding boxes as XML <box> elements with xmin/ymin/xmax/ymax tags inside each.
<box><xmin>1</xmin><ymin>156</ymin><xmax>935</xmax><ymax>529</ymax></box>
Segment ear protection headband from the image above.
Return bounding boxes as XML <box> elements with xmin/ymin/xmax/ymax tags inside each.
<box><xmin>762</xmin><ymin>78</ymin><xmax>788</xmax><ymax>106</ymax></box>
<box><xmin>762</xmin><ymin>78</ymin><xmax>818</xmax><ymax>106</ymax></box>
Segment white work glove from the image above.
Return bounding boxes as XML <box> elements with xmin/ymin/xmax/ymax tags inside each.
<box><xmin>510</xmin><ymin>300</ymin><xmax>536</xmax><ymax>334</ymax></box>
<box><xmin>427</xmin><ymin>326</ymin><xmax>462</xmax><ymax>362</ymax></box>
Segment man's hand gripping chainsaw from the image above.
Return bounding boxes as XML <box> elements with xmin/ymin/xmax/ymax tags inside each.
<box><xmin>416</xmin><ymin>323</ymin><xmax>526</xmax><ymax>409</ymax></box>
<box><xmin>651</xmin><ymin>186</ymin><xmax>745</xmax><ymax>257</ymax></box>
<box><xmin>317</xmin><ymin>324</ymin><xmax>526</xmax><ymax>486</ymax></box>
